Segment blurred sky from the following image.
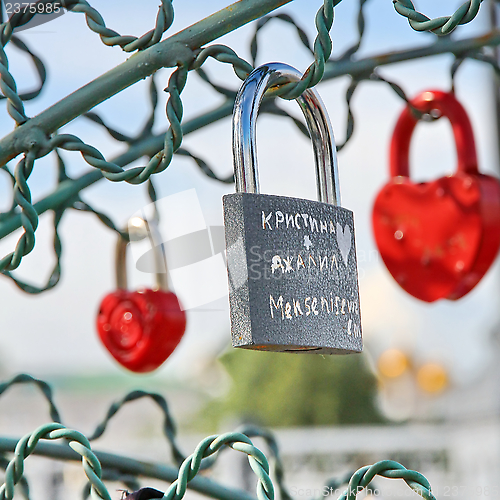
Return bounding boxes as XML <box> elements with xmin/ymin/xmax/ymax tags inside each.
<box><xmin>0</xmin><ymin>0</ymin><xmax>499</xmax><ymax>387</ymax></box>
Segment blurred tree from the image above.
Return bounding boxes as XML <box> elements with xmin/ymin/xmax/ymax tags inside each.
<box><xmin>204</xmin><ymin>350</ymin><xmax>385</xmax><ymax>428</ymax></box>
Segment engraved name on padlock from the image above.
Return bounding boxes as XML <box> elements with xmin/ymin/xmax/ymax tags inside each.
<box><xmin>223</xmin><ymin>63</ymin><xmax>362</xmax><ymax>354</ymax></box>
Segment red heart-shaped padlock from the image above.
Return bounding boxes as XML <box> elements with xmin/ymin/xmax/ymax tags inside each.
<box><xmin>372</xmin><ymin>90</ymin><xmax>500</xmax><ymax>302</ymax></box>
<box><xmin>97</xmin><ymin>288</ymin><xmax>186</xmax><ymax>373</ymax></box>
<box><xmin>97</xmin><ymin>219</ymin><xmax>186</xmax><ymax>372</ymax></box>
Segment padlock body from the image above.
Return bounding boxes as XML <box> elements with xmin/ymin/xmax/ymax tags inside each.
<box><xmin>223</xmin><ymin>192</ymin><xmax>362</xmax><ymax>354</ymax></box>
<box><xmin>97</xmin><ymin>288</ymin><xmax>186</xmax><ymax>373</ymax></box>
<box><xmin>373</xmin><ymin>173</ymin><xmax>500</xmax><ymax>302</ymax></box>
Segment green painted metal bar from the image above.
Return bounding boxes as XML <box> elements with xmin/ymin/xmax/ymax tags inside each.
<box><xmin>0</xmin><ymin>436</ymin><xmax>257</xmax><ymax>500</ymax></box>
<box><xmin>0</xmin><ymin>99</ymin><xmax>235</xmax><ymax>239</ymax></box>
<box><xmin>323</xmin><ymin>29</ymin><xmax>500</xmax><ymax>80</ymax></box>
<box><xmin>2</xmin><ymin>29</ymin><xmax>500</xmax><ymax>240</ymax></box>
<box><xmin>0</xmin><ymin>0</ymin><xmax>292</xmax><ymax>167</ymax></box>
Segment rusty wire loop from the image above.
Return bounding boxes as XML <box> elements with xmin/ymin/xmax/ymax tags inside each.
<box><xmin>0</xmin><ymin>0</ymin><xmax>489</xmax><ymax>286</ymax></box>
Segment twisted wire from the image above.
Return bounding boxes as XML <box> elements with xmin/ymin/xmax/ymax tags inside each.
<box><xmin>0</xmin><ymin>374</ymin><xmax>61</xmax><ymax>423</ymax></box>
<box><xmin>278</xmin><ymin>0</ymin><xmax>338</xmax><ymax>99</ymax></box>
<box><xmin>87</xmin><ymin>390</ymin><xmax>185</xmax><ymax>467</ymax></box>
<box><xmin>84</xmin><ymin>74</ymin><xmax>230</xmax><ymax>182</ymax></box>
<box><xmin>0</xmin><ymin>22</ymin><xmax>28</xmax><ymax>123</ymax></box>
<box><xmin>190</xmin><ymin>0</ymin><xmax>339</xmax><ymax>100</ymax></box>
<box><xmin>249</xmin><ymin>13</ymin><xmax>313</xmax><ymax>66</ymax></box>
<box><xmin>0</xmin><ymin>426</ymin><xmax>275</xmax><ymax>500</ymax></box>
<box><xmin>163</xmin><ymin>433</ymin><xmax>274</xmax><ymax>500</ymax></box>
<box><xmin>0</xmin><ymin>148</ymin><xmax>123</xmax><ymax>278</ymax></box>
<box><xmin>44</xmin><ymin>64</ymin><xmax>190</xmax><ymax>185</ymax></box>
<box><xmin>0</xmin><ymin>424</ymin><xmax>438</xmax><ymax>500</ymax></box>
<box><xmin>3</xmin><ymin>204</ymin><xmax>65</xmax><ymax>293</ymax></box>
<box><xmin>238</xmin><ymin>425</ymin><xmax>291</xmax><ymax>500</ymax></box>
<box><xmin>239</xmin><ymin>426</ymin><xmax>356</xmax><ymax>500</ymax></box>
<box><xmin>393</xmin><ymin>0</ymin><xmax>484</xmax><ymax>35</ymax></box>
<box><xmin>0</xmin><ymin>151</ymin><xmax>38</xmax><ymax>272</ymax></box>
<box><xmin>191</xmin><ymin>44</ymin><xmax>253</xmax><ymax>80</ymax></box>
<box><xmin>4</xmin><ymin>36</ymin><xmax>46</xmax><ymax>101</ymax></box>
<box><xmin>5</xmin><ymin>0</ymin><xmax>174</xmax><ymax>52</ymax></box>
<box><xmin>84</xmin><ymin>74</ymin><xmax>159</xmax><ymax>145</ymax></box>
<box><xmin>335</xmin><ymin>66</ymin><xmax>438</xmax><ymax>150</ymax></box>
<box><xmin>0</xmin><ymin>0</ymin><xmax>173</xmax><ymax>124</ymax></box>
<box><xmin>0</xmin><ymin>64</ymin><xmax>186</xmax><ymax>274</ymax></box>
<box><xmin>337</xmin><ymin>0</ymin><xmax>370</xmax><ymax>62</ymax></box>
<box><xmin>336</xmin><ymin>78</ymin><xmax>359</xmax><ymax>152</ymax></box>
<box><xmin>339</xmin><ymin>460</ymin><xmax>435</xmax><ymax>500</ymax></box>
<box><xmin>1</xmin><ymin>151</ymin><xmax>125</xmax><ymax>288</ymax></box>
<box><xmin>1</xmin><ymin>2</ymin><xmax>331</xmax><ymax>274</ymax></box>
<box><xmin>0</xmin><ymin>376</ymin><xmax>438</xmax><ymax>500</ymax></box>
<box><xmin>0</xmin><ymin>377</ymin><xmax>337</xmax><ymax>500</ymax></box>
<box><xmin>0</xmin><ymin>423</ymin><xmax>111</xmax><ymax>500</ymax></box>
<box><xmin>319</xmin><ymin>470</ymin><xmax>355</xmax><ymax>498</ymax></box>
<box><xmin>82</xmin><ymin>471</ymin><xmax>140</xmax><ymax>500</ymax></box>
<box><xmin>176</xmin><ymin>148</ymin><xmax>234</xmax><ymax>184</ymax></box>
<box><xmin>63</xmin><ymin>0</ymin><xmax>174</xmax><ymax>52</ymax></box>
<box><xmin>0</xmin><ymin>456</ymin><xmax>29</xmax><ymax>500</ymax></box>
<box><xmin>0</xmin><ymin>165</ymin><xmax>16</xmax><ymax>221</ymax></box>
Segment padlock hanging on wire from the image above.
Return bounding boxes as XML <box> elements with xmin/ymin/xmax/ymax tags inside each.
<box><xmin>372</xmin><ymin>90</ymin><xmax>500</xmax><ymax>302</ymax></box>
<box><xmin>223</xmin><ymin>63</ymin><xmax>363</xmax><ymax>354</ymax></box>
<box><xmin>96</xmin><ymin>216</ymin><xmax>187</xmax><ymax>373</ymax></box>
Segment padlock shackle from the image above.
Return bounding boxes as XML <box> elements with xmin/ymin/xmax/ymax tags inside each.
<box><xmin>390</xmin><ymin>90</ymin><xmax>479</xmax><ymax>178</ymax></box>
<box><xmin>115</xmin><ymin>217</ymin><xmax>168</xmax><ymax>292</ymax></box>
<box><xmin>233</xmin><ymin>63</ymin><xmax>341</xmax><ymax>206</ymax></box>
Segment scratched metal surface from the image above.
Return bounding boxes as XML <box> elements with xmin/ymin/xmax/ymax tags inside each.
<box><xmin>223</xmin><ymin>192</ymin><xmax>362</xmax><ymax>354</ymax></box>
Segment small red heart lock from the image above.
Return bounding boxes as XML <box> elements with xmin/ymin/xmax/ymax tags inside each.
<box><xmin>97</xmin><ymin>218</ymin><xmax>186</xmax><ymax>372</ymax></box>
<box><xmin>372</xmin><ymin>90</ymin><xmax>500</xmax><ymax>302</ymax></box>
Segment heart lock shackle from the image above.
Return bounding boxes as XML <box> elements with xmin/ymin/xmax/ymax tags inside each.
<box><xmin>223</xmin><ymin>62</ymin><xmax>362</xmax><ymax>354</ymax></box>
<box><xmin>96</xmin><ymin>217</ymin><xmax>186</xmax><ymax>373</ymax></box>
<box><xmin>373</xmin><ymin>90</ymin><xmax>500</xmax><ymax>302</ymax></box>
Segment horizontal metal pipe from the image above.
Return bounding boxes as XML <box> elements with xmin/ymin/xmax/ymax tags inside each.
<box><xmin>0</xmin><ymin>436</ymin><xmax>257</xmax><ymax>500</ymax></box>
<box><xmin>0</xmin><ymin>0</ymin><xmax>292</xmax><ymax>166</ymax></box>
<box><xmin>323</xmin><ymin>29</ymin><xmax>500</xmax><ymax>79</ymax></box>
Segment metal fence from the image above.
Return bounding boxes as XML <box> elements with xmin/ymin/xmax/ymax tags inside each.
<box><xmin>0</xmin><ymin>1</ymin><xmax>497</xmax><ymax>498</ymax></box>
<box><xmin>0</xmin><ymin>374</ymin><xmax>434</xmax><ymax>500</ymax></box>
<box><xmin>0</xmin><ymin>0</ymin><xmax>496</xmax><ymax>293</ymax></box>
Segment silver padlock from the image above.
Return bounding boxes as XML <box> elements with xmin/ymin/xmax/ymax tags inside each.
<box><xmin>223</xmin><ymin>62</ymin><xmax>363</xmax><ymax>354</ymax></box>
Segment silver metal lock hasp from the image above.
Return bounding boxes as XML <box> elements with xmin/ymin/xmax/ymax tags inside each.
<box><xmin>223</xmin><ymin>63</ymin><xmax>362</xmax><ymax>354</ymax></box>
